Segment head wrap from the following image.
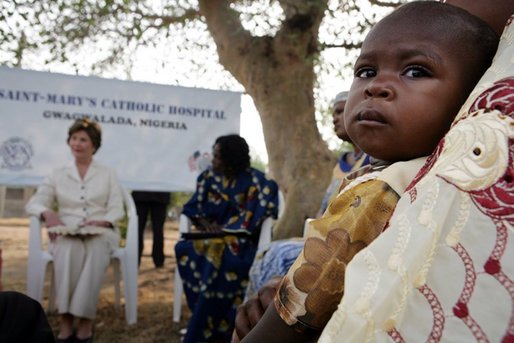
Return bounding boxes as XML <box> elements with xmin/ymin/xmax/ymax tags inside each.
<box><xmin>332</xmin><ymin>91</ymin><xmax>349</xmax><ymax>107</ymax></box>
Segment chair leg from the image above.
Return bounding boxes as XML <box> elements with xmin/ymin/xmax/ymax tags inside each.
<box><xmin>27</xmin><ymin>255</ymin><xmax>55</xmax><ymax>313</ymax></box>
<box><xmin>27</xmin><ymin>262</ymin><xmax>44</xmax><ymax>302</ymax></box>
<box><xmin>173</xmin><ymin>268</ymin><xmax>183</xmax><ymax>323</ymax></box>
<box><xmin>27</xmin><ymin>255</ymin><xmax>49</xmax><ymax>303</ymax></box>
<box><xmin>120</xmin><ymin>253</ymin><xmax>138</xmax><ymax>325</ymax></box>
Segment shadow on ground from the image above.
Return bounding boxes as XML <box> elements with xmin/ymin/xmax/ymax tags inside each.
<box><xmin>0</xmin><ymin>219</ymin><xmax>191</xmax><ymax>343</ymax></box>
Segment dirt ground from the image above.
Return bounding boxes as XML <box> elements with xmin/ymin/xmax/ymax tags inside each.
<box><xmin>0</xmin><ymin>218</ymin><xmax>191</xmax><ymax>342</ymax></box>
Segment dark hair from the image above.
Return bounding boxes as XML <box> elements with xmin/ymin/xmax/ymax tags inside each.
<box><xmin>67</xmin><ymin>118</ymin><xmax>102</xmax><ymax>153</ymax></box>
<box><xmin>374</xmin><ymin>1</ymin><xmax>499</xmax><ymax>100</ymax></box>
<box><xmin>214</xmin><ymin>134</ymin><xmax>250</xmax><ymax>174</ymax></box>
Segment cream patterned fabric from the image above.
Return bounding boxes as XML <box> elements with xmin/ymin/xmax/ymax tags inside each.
<box><xmin>274</xmin><ymin>158</ymin><xmax>425</xmax><ymax>331</ymax></box>
<box><xmin>319</xmin><ymin>17</ymin><xmax>514</xmax><ymax>342</ymax></box>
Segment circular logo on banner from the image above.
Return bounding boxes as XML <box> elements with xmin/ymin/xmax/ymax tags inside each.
<box><xmin>0</xmin><ymin>137</ymin><xmax>34</xmax><ymax>171</ymax></box>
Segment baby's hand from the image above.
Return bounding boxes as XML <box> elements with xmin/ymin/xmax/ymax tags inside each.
<box><xmin>232</xmin><ymin>276</ymin><xmax>282</xmax><ymax>342</ymax></box>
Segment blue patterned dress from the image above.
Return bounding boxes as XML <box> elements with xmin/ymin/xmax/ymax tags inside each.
<box><xmin>175</xmin><ymin>167</ymin><xmax>279</xmax><ymax>342</ymax></box>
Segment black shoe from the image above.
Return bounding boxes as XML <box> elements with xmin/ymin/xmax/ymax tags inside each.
<box><xmin>74</xmin><ymin>332</ymin><xmax>94</xmax><ymax>343</ymax></box>
<box><xmin>55</xmin><ymin>335</ymin><xmax>74</xmax><ymax>343</ymax></box>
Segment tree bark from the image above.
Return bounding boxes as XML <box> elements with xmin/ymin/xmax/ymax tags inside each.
<box><xmin>199</xmin><ymin>0</ymin><xmax>335</xmax><ymax>239</ymax></box>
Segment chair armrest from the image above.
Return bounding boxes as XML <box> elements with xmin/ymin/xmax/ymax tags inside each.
<box><xmin>121</xmin><ymin>188</ymin><xmax>138</xmax><ymax>256</ymax></box>
<box><xmin>257</xmin><ymin>216</ymin><xmax>274</xmax><ymax>254</ymax></box>
<box><xmin>257</xmin><ymin>189</ymin><xmax>283</xmax><ymax>250</ymax></box>
<box><xmin>28</xmin><ymin>216</ymin><xmax>44</xmax><ymax>252</ymax></box>
<box><xmin>277</xmin><ymin>190</ymin><xmax>285</xmax><ymax>217</ymax></box>
<box><xmin>179</xmin><ymin>214</ymin><xmax>192</xmax><ymax>234</ymax></box>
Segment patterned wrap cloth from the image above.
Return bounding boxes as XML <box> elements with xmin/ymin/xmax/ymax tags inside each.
<box><xmin>175</xmin><ymin>167</ymin><xmax>278</xmax><ymax>343</ymax></box>
<box><xmin>319</xmin><ymin>16</ymin><xmax>514</xmax><ymax>343</ymax></box>
<box><xmin>246</xmin><ymin>155</ymin><xmax>372</xmax><ymax>299</ymax></box>
<box><xmin>320</xmin><ymin>152</ymin><xmax>372</xmax><ymax>215</ymax></box>
<box><xmin>274</xmin><ymin>158</ymin><xmax>426</xmax><ymax>332</ymax></box>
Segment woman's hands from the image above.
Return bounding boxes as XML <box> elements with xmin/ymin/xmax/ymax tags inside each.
<box><xmin>82</xmin><ymin>220</ymin><xmax>113</xmax><ymax>228</ymax></box>
<box><xmin>41</xmin><ymin>210</ymin><xmax>64</xmax><ymax>241</ymax></box>
<box><xmin>41</xmin><ymin>210</ymin><xmax>63</xmax><ymax>227</ymax></box>
<box><xmin>41</xmin><ymin>211</ymin><xmax>113</xmax><ymax>241</ymax></box>
<box><xmin>195</xmin><ymin>217</ymin><xmax>223</xmax><ymax>233</ymax></box>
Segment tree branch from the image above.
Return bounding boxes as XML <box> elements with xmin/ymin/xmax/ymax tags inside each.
<box><xmin>321</xmin><ymin>41</ymin><xmax>362</xmax><ymax>50</ymax></box>
<box><xmin>275</xmin><ymin>0</ymin><xmax>328</xmax><ymax>58</ymax></box>
<box><xmin>367</xmin><ymin>0</ymin><xmax>402</xmax><ymax>8</ymax></box>
<box><xmin>198</xmin><ymin>0</ymin><xmax>255</xmax><ymax>83</ymax></box>
<box><xmin>134</xmin><ymin>9</ymin><xmax>202</xmax><ymax>27</ymax></box>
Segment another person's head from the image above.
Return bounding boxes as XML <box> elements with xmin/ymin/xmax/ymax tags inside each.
<box><xmin>67</xmin><ymin>118</ymin><xmax>102</xmax><ymax>159</ymax></box>
<box><xmin>212</xmin><ymin>134</ymin><xmax>251</xmax><ymax>176</ymax></box>
<box><xmin>344</xmin><ymin>1</ymin><xmax>499</xmax><ymax>162</ymax></box>
<box><xmin>443</xmin><ymin>0</ymin><xmax>514</xmax><ymax>36</ymax></box>
<box><xmin>331</xmin><ymin>91</ymin><xmax>350</xmax><ymax>141</ymax></box>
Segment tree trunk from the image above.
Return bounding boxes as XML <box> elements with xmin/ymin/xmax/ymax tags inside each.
<box><xmin>251</xmin><ymin>68</ymin><xmax>335</xmax><ymax>239</ymax></box>
<box><xmin>199</xmin><ymin>0</ymin><xmax>335</xmax><ymax>239</ymax></box>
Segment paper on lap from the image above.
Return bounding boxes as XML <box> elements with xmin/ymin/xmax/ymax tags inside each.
<box><xmin>47</xmin><ymin>225</ymin><xmax>107</xmax><ymax>236</ymax></box>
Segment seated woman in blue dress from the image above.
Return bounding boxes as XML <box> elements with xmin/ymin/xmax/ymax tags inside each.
<box><xmin>175</xmin><ymin>134</ymin><xmax>279</xmax><ymax>343</ymax></box>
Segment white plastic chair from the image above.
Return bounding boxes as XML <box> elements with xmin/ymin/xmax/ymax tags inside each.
<box><xmin>172</xmin><ymin>191</ymin><xmax>285</xmax><ymax>323</ymax></box>
<box><xmin>26</xmin><ymin>187</ymin><xmax>139</xmax><ymax>325</ymax></box>
<box><xmin>303</xmin><ymin>217</ymin><xmax>314</xmax><ymax>237</ymax></box>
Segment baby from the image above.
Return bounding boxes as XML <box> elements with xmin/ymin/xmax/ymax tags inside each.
<box><xmin>235</xmin><ymin>1</ymin><xmax>499</xmax><ymax>342</ymax></box>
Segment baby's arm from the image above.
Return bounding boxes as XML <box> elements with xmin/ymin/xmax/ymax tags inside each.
<box><xmin>238</xmin><ymin>176</ymin><xmax>400</xmax><ymax>342</ymax></box>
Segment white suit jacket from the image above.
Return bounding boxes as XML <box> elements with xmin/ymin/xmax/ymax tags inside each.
<box><xmin>26</xmin><ymin>160</ymin><xmax>124</xmax><ymax>229</ymax></box>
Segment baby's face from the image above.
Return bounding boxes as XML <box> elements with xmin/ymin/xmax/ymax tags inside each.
<box><xmin>344</xmin><ymin>19</ymin><xmax>469</xmax><ymax>162</ymax></box>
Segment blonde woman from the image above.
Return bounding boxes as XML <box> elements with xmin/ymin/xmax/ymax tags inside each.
<box><xmin>26</xmin><ymin>118</ymin><xmax>124</xmax><ymax>343</ymax></box>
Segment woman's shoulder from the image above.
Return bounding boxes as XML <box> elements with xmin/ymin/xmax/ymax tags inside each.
<box><xmin>247</xmin><ymin>167</ymin><xmax>270</xmax><ymax>181</ymax></box>
<box><xmin>51</xmin><ymin>163</ymin><xmax>74</xmax><ymax>176</ymax></box>
<box><xmin>77</xmin><ymin>160</ymin><xmax>120</xmax><ymax>184</ymax></box>
<box><xmin>197</xmin><ymin>168</ymin><xmax>215</xmax><ymax>180</ymax></box>
<box><xmin>248</xmin><ymin>168</ymin><xmax>278</xmax><ymax>187</ymax></box>
<box><xmin>248</xmin><ymin>167</ymin><xmax>264</xmax><ymax>176</ymax></box>
<box><xmin>90</xmin><ymin>160</ymin><xmax>117</xmax><ymax>174</ymax></box>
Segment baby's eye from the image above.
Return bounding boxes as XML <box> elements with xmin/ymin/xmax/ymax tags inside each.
<box><xmin>403</xmin><ymin>66</ymin><xmax>431</xmax><ymax>78</ymax></box>
<box><xmin>355</xmin><ymin>67</ymin><xmax>376</xmax><ymax>78</ymax></box>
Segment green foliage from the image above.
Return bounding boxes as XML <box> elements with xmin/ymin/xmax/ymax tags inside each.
<box><xmin>170</xmin><ymin>191</ymin><xmax>193</xmax><ymax>208</ymax></box>
<box><xmin>168</xmin><ymin>191</ymin><xmax>193</xmax><ymax>221</ymax></box>
<box><xmin>251</xmin><ymin>155</ymin><xmax>268</xmax><ymax>173</ymax></box>
<box><xmin>117</xmin><ymin>215</ymin><xmax>128</xmax><ymax>243</ymax></box>
<box><xmin>0</xmin><ymin>0</ymin><xmax>402</xmax><ymax>90</ymax></box>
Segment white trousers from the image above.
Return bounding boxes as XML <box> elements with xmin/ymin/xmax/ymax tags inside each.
<box><xmin>51</xmin><ymin>231</ymin><xmax>119</xmax><ymax>319</ymax></box>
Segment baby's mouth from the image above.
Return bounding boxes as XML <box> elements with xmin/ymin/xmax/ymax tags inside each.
<box><xmin>357</xmin><ymin>109</ymin><xmax>387</xmax><ymax>123</ymax></box>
